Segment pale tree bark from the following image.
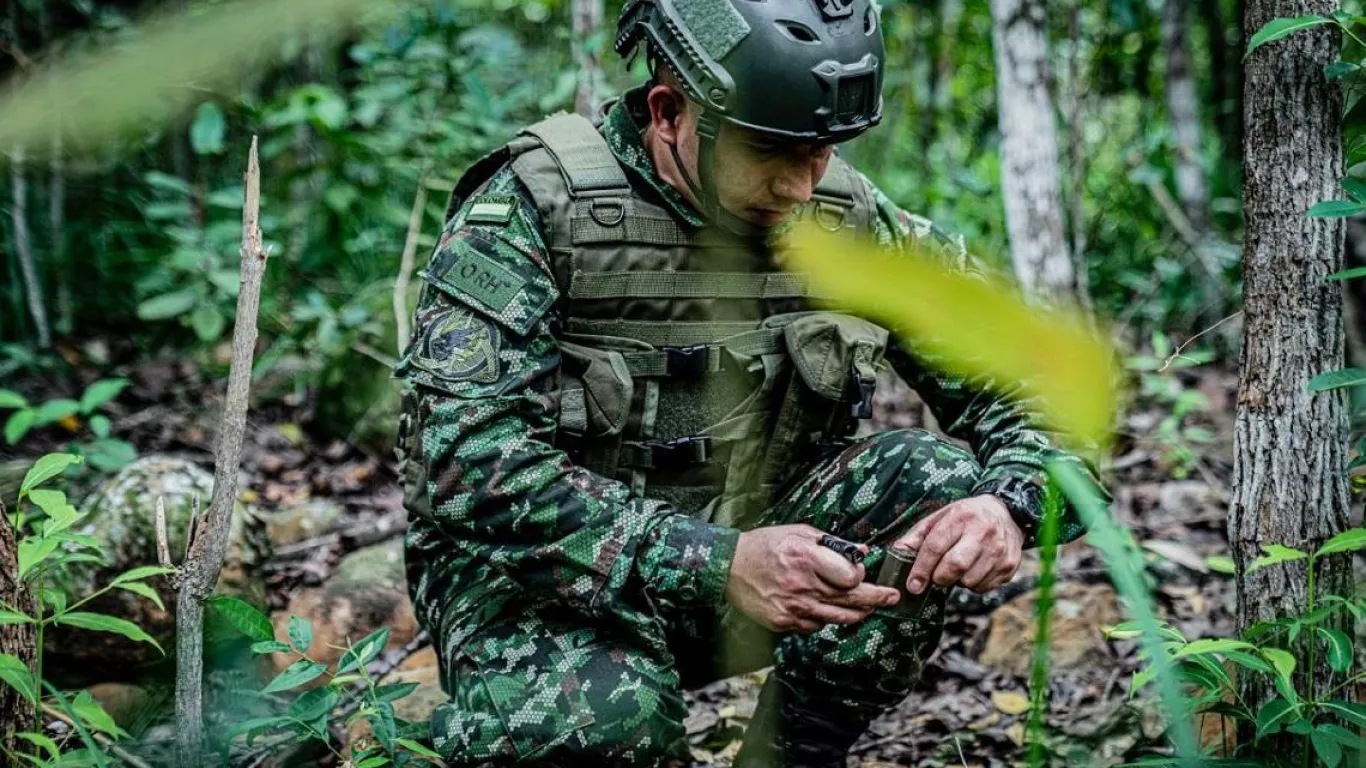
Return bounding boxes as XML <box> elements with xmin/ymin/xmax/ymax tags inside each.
<box><xmin>989</xmin><ymin>0</ymin><xmax>1074</xmax><ymax>299</ymax></box>
<box><xmin>573</xmin><ymin>0</ymin><xmax>604</xmax><ymax>118</ymax></box>
<box><xmin>1163</xmin><ymin>0</ymin><xmax>1211</xmax><ymax>233</ymax></box>
<box><xmin>1233</xmin><ymin>0</ymin><xmax>1350</xmax><ymax>747</ymax></box>
<box><xmin>0</xmin><ymin>502</ymin><xmax>35</xmax><ymax>755</ymax></box>
<box><xmin>10</xmin><ymin>148</ymin><xmax>51</xmax><ymax>348</ymax></box>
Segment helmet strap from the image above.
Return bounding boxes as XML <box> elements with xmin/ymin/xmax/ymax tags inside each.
<box><xmin>673</xmin><ymin>108</ymin><xmax>764</xmax><ymax>238</ymax></box>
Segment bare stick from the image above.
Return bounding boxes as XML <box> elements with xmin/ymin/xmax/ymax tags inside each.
<box><xmin>9</xmin><ymin>147</ymin><xmax>51</xmax><ymax>348</ymax></box>
<box><xmin>174</xmin><ymin>137</ymin><xmax>268</xmax><ymax>767</ymax></box>
<box><xmin>155</xmin><ymin>497</ymin><xmax>173</xmax><ymax>572</ymax></box>
<box><xmin>393</xmin><ymin>172</ymin><xmax>429</xmax><ymax>354</ymax></box>
<box><xmin>41</xmin><ymin>703</ymin><xmax>154</xmax><ymax>768</ymax></box>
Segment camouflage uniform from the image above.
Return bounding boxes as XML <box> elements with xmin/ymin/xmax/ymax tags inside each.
<box><xmin>396</xmin><ymin>86</ymin><xmax>1099</xmax><ymax>766</ymax></box>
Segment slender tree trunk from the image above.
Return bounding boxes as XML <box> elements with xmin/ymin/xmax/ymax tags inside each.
<box><xmin>0</xmin><ymin>503</ymin><xmax>36</xmax><ymax>755</ymax></box>
<box><xmin>10</xmin><ymin>149</ymin><xmax>51</xmax><ymax>348</ymax></box>
<box><xmin>989</xmin><ymin>0</ymin><xmax>1074</xmax><ymax>299</ymax></box>
<box><xmin>1060</xmin><ymin>1</ymin><xmax>1092</xmax><ymax>311</ymax></box>
<box><xmin>1163</xmin><ymin>0</ymin><xmax>1211</xmax><ymax>233</ymax></box>
<box><xmin>573</xmin><ymin>0</ymin><xmax>604</xmax><ymax>118</ymax></box>
<box><xmin>1201</xmin><ymin>0</ymin><xmax>1237</xmax><ymax>161</ymax></box>
<box><xmin>1233</xmin><ymin>0</ymin><xmax>1350</xmax><ymax>749</ymax></box>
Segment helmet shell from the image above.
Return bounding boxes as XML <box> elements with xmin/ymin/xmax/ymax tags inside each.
<box><xmin>617</xmin><ymin>0</ymin><xmax>886</xmax><ymax>143</ymax></box>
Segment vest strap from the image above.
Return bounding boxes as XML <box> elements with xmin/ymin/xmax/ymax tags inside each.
<box><xmin>569</xmin><ymin>271</ymin><xmax>814</xmax><ymax>300</ymax></box>
<box><xmin>521</xmin><ymin>113</ymin><xmax>630</xmax><ymax>197</ymax></box>
<box><xmin>567</xmin><ymin>319</ymin><xmax>761</xmax><ymax>347</ymax></box>
<box><xmin>620</xmin><ymin>327</ymin><xmax>784</xmax><ymax>377</ymax></box>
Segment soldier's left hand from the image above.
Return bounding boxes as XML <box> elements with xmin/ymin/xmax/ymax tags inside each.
<box><xmin>894</xmin><ymin>495</ymin><xmax>1023</xmax><ymax>595</ymax></box>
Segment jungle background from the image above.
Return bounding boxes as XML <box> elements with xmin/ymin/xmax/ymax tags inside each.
<box><xmin>0</xmin><ymin>0</ymin><xmax>1360</xmax><ymax>766</ymax></box>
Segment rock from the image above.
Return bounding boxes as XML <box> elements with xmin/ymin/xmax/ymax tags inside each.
<box><xmin>269</xmin><ymin>539</ymin><xmax>417</xmax><ymax>676</ymax></box>
<box><xmin>261</xmin><ymin>498</ymin><xmax>345</xmax><ymax>548</ymax></box>
<box><xmin>45</xmin><ymin>456</ymin><xmax>270</xmax><ymax>683</ymax></box>
<box><xmin>977</xmin><ymin>582</ymin><xmax>1122</xmax><ymax>678</ymax></box>
<box><xmin>83</xmin><ymin>683</ymin><xmax>149</xmax><ymax>728</ymax></box>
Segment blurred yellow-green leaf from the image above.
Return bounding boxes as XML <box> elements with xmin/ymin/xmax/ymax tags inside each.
<box><xmin>781</xmin><ymin>225</ymin><xmax>1117</xmax><ymax>446</ymax></box>
<box><xmin>0</xmin><ymin>0</ymin><xmax>394</xmax><ymax>151</ymax></box>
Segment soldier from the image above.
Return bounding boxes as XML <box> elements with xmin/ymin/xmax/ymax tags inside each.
<box><xmin>394</xmin><ymin>0</ymin><xmax>1104</xmax><ymax>766</ymax></box>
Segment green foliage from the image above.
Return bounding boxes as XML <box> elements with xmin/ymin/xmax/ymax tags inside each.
<box><xmin>212</xmin><ymin>600</ymin><xmax>438</xmax><ymax>766</ymax></box>
<box><xmin>1117</xmin><ymin>529</ymin><xmax>1366</xmax><ymax>767</ymax></box>
<box><xmin>1126</xmin><ymin>332</ymin><xmax>1215</xmax><ymax>479</ymax></box>
<box><xmin>0</xmin><ymin>379</ymin><xmax>137</xmax><ymax>473</ymax></box>
<box><xmin>0</xmin><ymin>453</ymin><xmax>172</xmax><ymax>766</ymax></box>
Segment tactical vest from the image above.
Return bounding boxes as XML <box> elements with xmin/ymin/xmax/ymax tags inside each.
<box><xmin>447</xmin><ymin>112</ymin><xmax>892</xmax><ymax>529</ymax></box>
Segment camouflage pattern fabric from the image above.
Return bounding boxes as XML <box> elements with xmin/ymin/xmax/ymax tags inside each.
<box><xmin>396</xmin><ymin>85</ymin><xmax>1106</xmax><ymax>765</ymax></box>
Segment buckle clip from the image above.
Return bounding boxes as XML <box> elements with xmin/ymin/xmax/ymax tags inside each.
<box><xmin>659</xmin><ymin>436</ymin><xmax>712</xmax><ymax>465</ymax></box>
<box><xmin>850</xmin><ymin>371</ymin><xmax>876</xmax><ymax>420</ymax></box>
<box><xmin>666</xmin><ymin>346</ymin><xmax>711</xmax><ymax>377</ymax></box>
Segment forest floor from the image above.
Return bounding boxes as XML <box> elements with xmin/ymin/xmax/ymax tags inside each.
<box><xmin>0</xmin><ymin>356</ymin><xmax>1247</xmax><ymax>768</ymax></box>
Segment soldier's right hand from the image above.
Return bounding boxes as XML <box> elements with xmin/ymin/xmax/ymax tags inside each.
<box><xmin>724</xmin><ymin>524</ymin><xmax>901</xmax><ymax>634</ymax></box>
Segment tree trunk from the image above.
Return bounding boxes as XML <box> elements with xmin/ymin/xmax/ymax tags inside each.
<box><xmin>572</xmin><ymin>0</ymin><xmax>604</xmax><ymax>118</ymax></box>
<box><xmin>1163</xmin><ymin>0</ymin><xmax>1211</xmax><ymax>233</ymax></box>
<box><xmin>10</xmin><ymin>148</ymin><xmax>51</xmax><ymax>349</ymax></box>
<box><xmin>1233</xmin><ymin>0</ymin><xmax>1350</xmax><ymax>749</ymax></box>
<box><xmin>1201</xmin><ymin>0</ymin><xmax>1238</xmax><ymax>162</ymax></box>
<box><xmin>0</xmin><ymin>503</ymin><xmax>36</xmax><ymax>754</ymax></box>
<box><xmin>989</xmin><ymin>0</ymin><xmax>1074</xmax><ymax>299</ymax></box>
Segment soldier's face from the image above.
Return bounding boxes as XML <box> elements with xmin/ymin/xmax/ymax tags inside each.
<box><xmin>648</xmin><ymin>84</ymin><xmax>833</xmax><ymax>227</ymax></box>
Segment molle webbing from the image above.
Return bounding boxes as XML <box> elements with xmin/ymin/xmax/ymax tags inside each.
<box><xmin>570</xmin><ymin>199</ymin><xmax>696</xmax><ymax>246</ymax></box>
<box><xmin>568</xmin><ymin>271</ymin><xmax>815</xmax><ymax>300</ymax></box>
<box><xmin>521</xmin><ymin>113</ymin><xmax>631</xmax><ymax>196</ymax></box>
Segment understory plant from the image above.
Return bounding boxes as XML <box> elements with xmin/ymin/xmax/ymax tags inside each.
<box><xmin>0</xmin><ymin>453</ymin><xmax>173</xmax><ymax>766</ymax></box>
<box><xmin>208</xmin><ymin>597</ymin><xmax>439</xmax><ymax>767</ymax></box>
<box><xmin>0</xmin><ymin>380</ymin><xmax>138</xmax><ymax>472</ymax></box>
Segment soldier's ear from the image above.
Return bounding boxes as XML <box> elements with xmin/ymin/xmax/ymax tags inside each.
<box><xmin>646</xmin><ymin>84</ymin><xmax>689</xmax><ymax>146</ymax></box>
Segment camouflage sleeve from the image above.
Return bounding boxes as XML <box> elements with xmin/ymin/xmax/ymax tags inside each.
<box><xmin>862</xmin><ymin>179</ymin><xmax>1108</xmax><ymax>547</ymax></box>
<box><xmin>396</xmin><ymin>166</ymin><xmax>739</xmax><ymax>621</ymax></box>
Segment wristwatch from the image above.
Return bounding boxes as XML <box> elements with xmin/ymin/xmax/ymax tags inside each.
<box><xmin>973</xmin><ymin>476</ymin><xmax>1045</xmax><ymax>542</ymax></box>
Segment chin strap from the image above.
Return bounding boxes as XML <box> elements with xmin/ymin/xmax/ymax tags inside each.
<box><xmin>671</xmin><ymin>108</ymin><xmax>767</xmax><ymax>239</ymax></box>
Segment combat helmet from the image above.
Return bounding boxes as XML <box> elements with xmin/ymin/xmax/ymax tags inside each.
<box><xmin>615</xmin><ymin>0</ymin><xmax>885</xmax><ymax>232</ymax></box>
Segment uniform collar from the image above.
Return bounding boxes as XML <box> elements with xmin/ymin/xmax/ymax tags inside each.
<box><xmin>602</xmin><ymin>85</ymin><xmax>709</xmax><ymax>229</ymax></box>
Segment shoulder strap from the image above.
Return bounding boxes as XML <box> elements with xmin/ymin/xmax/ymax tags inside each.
<box><xmin>520</xmin><ymin>112</ymin><xmax>631</xmax><ymax>197</ymax></box>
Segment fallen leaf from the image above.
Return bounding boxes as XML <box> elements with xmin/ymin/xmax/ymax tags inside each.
<box><xmin>992</xmin><ymin>690</ymin><xmax>1031</xmax><ymax>716</ymax></box>
<box><xmin>1143</xmin><ymin>540</ymin><xmax>1209</xmax><ymax>573</ymax></box>
<box><xmin>967</xmin><ymin>712</ymin><xmax>1002</xmax><ymax>731</ymax></box>
<box><xmin>1005</xmin><ymin>722</ymin><xmax>1027</xmax><ymax>746</ymax></box>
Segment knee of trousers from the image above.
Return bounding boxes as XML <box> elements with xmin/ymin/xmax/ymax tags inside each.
<box><xmin>867</xmin><ymin>428</ymin><xmax>982</xmax><ymax>507</ymax></box>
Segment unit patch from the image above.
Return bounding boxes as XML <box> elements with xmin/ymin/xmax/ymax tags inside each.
<box><xmin>417</xmin><ymin>305</ymin><xmax>500</xmax><ymax>384</ymax></box>
<box><xmin>466</xmin><ymin>194</ymin><xmax>517</xmax><ymax>226</ymax></box>
<box><xmin>446</xmin><ymin>250</ymin><xmax>528</xmax><ymax>312</ymax></box>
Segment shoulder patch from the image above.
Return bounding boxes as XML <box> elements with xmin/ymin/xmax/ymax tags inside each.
<box><xmin>411</xmin><ymin>305</ymin><xmax>500</xmax><ymax>384</ymax></box>
<box><xmin>422</xmin><ymin>228</ymin><xmax>559</xmax><ymax>336</ymax></box>
<box><xmin>466</xmin><ymin>194</ymin><xmax>517</xmax><ymax>226</ymax></box>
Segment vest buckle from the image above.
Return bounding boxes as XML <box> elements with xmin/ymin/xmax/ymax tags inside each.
<box><xmin>624</xmin><ymin>436</ymin><xmax>713</xmax><ymax>470</ymax></box>
<box><xmin>814</xmin><ymin>200</ymin><xmax>849</xmax><ymax>232</ymax></box>
<box><xmin>590</xmin><ymin>198</ymin><xmax>627</xmax><ymax>227</ymax></box>
<box><xmin>850</xmin><ymin>370</ymin><xmax>876</xmax><ymax>420</ymax></box>
<box><xmin>666</xmin><ymin>345</ymin><xmax>712</xmax><ymax>377</ymax></box>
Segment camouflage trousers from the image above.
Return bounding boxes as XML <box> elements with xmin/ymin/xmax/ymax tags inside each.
<box><xmin>428</xmin><ymin>428</ymin><xmax>982</xmax><ymax>766</ymax></box>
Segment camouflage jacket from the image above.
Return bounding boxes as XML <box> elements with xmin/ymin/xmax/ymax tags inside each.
<box><xmin>396</xmin><ymin>86</ymin><xmax>1101</xmax><ymax>640</ymax></box>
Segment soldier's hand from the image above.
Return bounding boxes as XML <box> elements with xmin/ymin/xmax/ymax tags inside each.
<box><xmin>725</xmin><ymin>524</ymin><xmax>900</xmax><ymax>634</ymax></box>
<box><xmin>896</xmin><ymin>495</ymin><xmax>1024</xmax><ymax>595</ymax></box>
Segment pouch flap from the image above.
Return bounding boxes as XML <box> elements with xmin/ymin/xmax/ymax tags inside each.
<box><xmin>781</xmin><ymin>313</ymin><xmax>889</xmax><ymax>400</ymax></box>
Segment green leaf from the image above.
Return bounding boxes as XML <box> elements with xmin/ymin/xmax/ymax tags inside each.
<box><xmin>227</xmin><ymin>715</ymin><xmax>296</xmax><ymax>741</ymax></box>
<box><xmin>83</xmin><ymin>439</ymin><xmax>137</xmax><ymax>473</ymax></box>
<box><xmin>1309</xmin><ymin>200</ymin><xmax>1366</xmax><ymax>218</ymax></box>
<box><xmin>19</xmin><ymin>453</ymin><xmax>81</xmax><ymax>496</ymax></box>
<box><xmin>250</xmin><ymin>640</ymin><xmax>292</xmax><ymax>655</ymax></box>
<box><xmin>1171</xmin><ymin>639</ymin><xmax>1256</xmax><ymax>660</ymax></box>
<box><xmin>144</xmin><ymin>171</ymin><xmax>192</xmax><ymax>196</ymax></box>
<box><xmin>338</xmin><ymin>626</ymin><xmax>388</xmax><ymax>674</ymax></box>
<box><xmin>208</xmin><ymin>268</ymin><xmax>242</xmax><ymax>297</ymax></box>
<box><xmin>262</xmin><ymin>659</ymin><xmax>327</xmax><ymax>694</ymax></box>
<box><xmin>1261</xmin><ymin>647</ymin><xmax>1298</xmax><ymax>693</ymax></box>
<box><xmin>288</xmin><ymin>615</ymin><xmax>313</xmax><ymax>653</ymax></box>
<box><xmin>32</xmin><ymin>399</ymin><xmax>80</xmax><ymax>425</ymax></box>
<box><xmin>1327</xmin><ymin>61</ymin><xmax>1362</xmax><ymax>81</ymax></box>
<box><xmin>1343</xmin><ymin>177</ymin><xmax>1366</xmax><ymax>201</ymax></box>
<box><xmin>71</xmin><ymin>690</ymin><xmax>126</xmax><ymax>738</ymax></box>
<box><xmin>5</xmin><ymin>409</ymin><xmax>35</xmax><ymax>445</ymax></box>
<box><xmin>190</xmin><ymin>101</ymin><xmax>226</xmax><ymax>155</ymax></box>
<box><xmin>288</xmin><ymin>686</ymin><xmax>338</xmax><ymax>721</ymax></box>
<box><xmin>1315</xmin><ymin>528</ymin><xmax>1366</xmax><ymax>557</ymax></box>
<box><xmin>116</xmin><ymin>582</ymin><xmax>165</xmax><ymax>611</ymax></box>
<box><xmin>1322</xmin><ymin>699</ymin><xmax>1366</xmax><ymax>727</ymax></box>
<box><xmin>1247</xmin><ymin>543</ymin><xmax>1309</xmax><ymax>573</ymax></box>
<box><xmin>1310</xmin><ymin>368</ymin><xmax>1366</xmax><ymax>392</ymax></box>
<box><xmin>374</xmin><ymin>681</ymin><xmax>420</xmax><ymax>703</ymax></box>
<box><xmin>0</xmin><ymin>390</ymin><xmax>27</xmax><ymax>409</ymax></box>
<box><xmin>18</xmin><ymin>537</ymin><xmax>61</xmax><ymax>579</ymax></box>
<box><xmin>1319</xmin><ymin>722</ymin><xmax>1366</xmax><ymax>750</ymax></box>
<box><xmin>190</xmin><ymin>304</ymin><xmax>226</xmax><ymax>342</ymax></box>
<box><xmin>0</xmin><ymin>653</ymin><xmax>37</xmax><ymax>703</ymax></box>
<box><xmin>1328</xmin><ymin>266</ymin><xmax>1366</xmax><ymax>281</ymax></box>
<box><xmin>206</xmin><ymin>595</ymin><xmax>274</xmax><ymax>642</ymax></box>
<box><xmin>1318</xmin><ymin>627</ymin><xmax>1354</xmax><ymax>673</ymax></box>
<box><xmin>15</xmin><ymin>732</ymin><xmax>60</xmax><ymax>760</ymax></box>
<box><xmin>79</xmin><ymin>379</ymin><xmax>128</xmax><ymax>413</ymax></box>
<box><xmin>1246</xmin><ymin>15</ymin><xmax>1333</xmax><ymax>58</ymax></box>
<box><xmin>0</xmin><ymin>610</ymin><xmax>34</xmax><ymax>625</ymax></box>
<box><xmin>354</xmin><ymin>757</ymin><xmax>388</xmax><ymax>768</ymax></box>
<box><xmin>396</xmin><ymin>737</ymin><xmax>441</xmax><ymax>760</ymax></box>
<box><xmin>110</xmin><ymin>565</ymin><xmax>176</xmax><ymax>587</ymax></box>
<box><xmin>1254</xmin><ymin>697</ymin><xmax>1299</xmax><ymax>738</ymax></box>
<box><xmin>1313</xmin><ymin>726</ymin><xmax>1344</xmax><ymax>768</ymax></box>
<box><xmin>89</xmin><ymin>414</ymin><xmax>111</xmax><ymax>439</ymax></box>
<box><xmin>1204</xmin><ymin>555</ymin><xmax>1236</xmax><ymax>575</ymax></box>
<box><xmin>136</xmin><ymin>289</ymin><xmax>200</xmax><ymax>320</ymax></box>
<box><xmin>54</xmin><ymin>612</ymin><xmax>163</xmax><ymax>653</ymax></box>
